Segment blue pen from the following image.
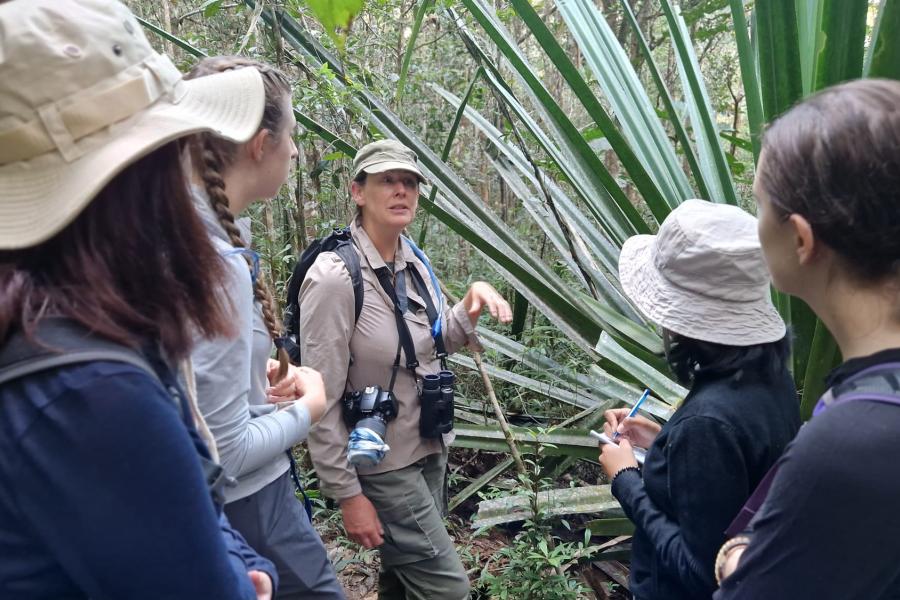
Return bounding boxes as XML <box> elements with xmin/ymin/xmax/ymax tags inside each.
<box><xmin>614</xmin><ymin>388</ymin><xmax>650</xmax><ymax>440</ymax></box>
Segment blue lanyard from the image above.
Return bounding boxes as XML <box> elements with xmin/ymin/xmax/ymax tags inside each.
<box><xmin>222</xmin><ymin>248</ymin><xmax>260</xmax><ymax>287</ymax></box>
<box><xmin>402</xmin><ymin>237</ymin><xmax>443</xmax><ymax>340</ymax></box>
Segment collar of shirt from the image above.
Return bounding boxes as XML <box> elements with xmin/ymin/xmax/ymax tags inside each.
<box><xmin>351</xmin><ymin>216</ymin><xmax>418</xmax><ymax>273</ymax></box>
<box><xmin>350</xmin><ymin>217</ymin><xmax>430</xmax><ymax>313</ymax></box>
<box><xmin>189</xmin><ymin>184</ymin><xmax>252</xmax><ymax>246</ymax></box>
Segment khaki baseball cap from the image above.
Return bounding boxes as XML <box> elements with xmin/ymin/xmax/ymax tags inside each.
<box><xmin>352</xmin><ymin>139</ymin><xmax>426</xmax><ymax>183</ymax></box>
<box><xmin>0</xmin><ymin>0</ymin><xmax>266</xmax><ymax>250</ymax></box>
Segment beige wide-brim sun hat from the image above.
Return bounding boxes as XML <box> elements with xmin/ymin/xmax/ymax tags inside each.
<box><xmin>618</xmin><ymin>199</ymin><xmax>786</xmax><ymax>346</ymax></box>
<box><xmin>0</xmin><ymin>0</ymin><xmax>266</xmax><ymax>250</ymax></box>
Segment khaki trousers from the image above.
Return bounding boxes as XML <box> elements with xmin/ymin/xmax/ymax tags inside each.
<box><xmin>359</xmin><ymin>447</ymin><xmax>470</xmax><ymax>600</ymax></box>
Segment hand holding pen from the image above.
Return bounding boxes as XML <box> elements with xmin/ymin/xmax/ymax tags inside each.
<box><xmin>594</xmin><ymin>389</ymin><xmax>656</xmax><ymax>476</ymax></box>
<box><xmin>601</xmin><ymin>389</ymin><xmax>661</xmax><ymax>449</ymax></box>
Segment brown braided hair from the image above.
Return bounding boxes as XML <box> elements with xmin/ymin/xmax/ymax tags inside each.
<box><xmin>185</xmin><ymin>56</ymin><xmax>292</xmax><ymax>382</ymax></box>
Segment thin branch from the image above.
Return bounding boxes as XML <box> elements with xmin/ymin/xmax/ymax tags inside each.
<box><xmin>237</xmin><ymin>0</ymin><xmax>265</xmax><ymax>53</ymax></box>
<box><xmin>441</xmin><ymin>282</ymin><xmax>564</xmax><ymax>580</ymax></box>
<box><xmin>439</xmin><ymin>282</ymin><xmax>527</xmax><ymax>476</ymax></box>
<box><xmin>177</xmin><ymin>3</ymin><xmax>240</xmax><ymax>24</ymax></box>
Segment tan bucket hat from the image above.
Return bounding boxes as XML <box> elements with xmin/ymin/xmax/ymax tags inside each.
<box><xmin>618</xmin><ymin>199</ymin><xmax>786</xmax><ymax>346</ymax></box>
<box><xmin>352</xmin><ymin>139</ymin><xmax>426</xmax><ymax>183</ymax></box>
<box><xmin>0</xmin><ymin>0</ymin><xmax>266</xmax><ymax>250</ymax></box>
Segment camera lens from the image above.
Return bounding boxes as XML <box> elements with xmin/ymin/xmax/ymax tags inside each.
<box><xmin>355</xmin><ymin>416</ymin><xmax>387</xmax><ymax>439</ymax></box>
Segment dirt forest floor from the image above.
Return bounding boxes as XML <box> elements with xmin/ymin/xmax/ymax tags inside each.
<box><xmin>308</xmin><ymin>447</ymin><xmax>632</xmax><ymax>599</ymax></box>
<box><xmin>322</xmin><ymin>528</ymin><xmax>632</xmax><ymax>600</ymax></box>
<box><xmin>321</xmin><ymin>528</ymin><xmax>513</xmax><ymax>600</ymax></box>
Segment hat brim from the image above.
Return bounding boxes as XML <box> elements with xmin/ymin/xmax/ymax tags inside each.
<box><xmin>618</xmin><ymin>235</ymin><xmax>786</xmax><ymax>346</ymax></box>
<box><xmin>361</xmin><ymin>160</ymin><xmax>426</xmax><ymax>183</ymax></box>
<box><xmin>0</xmin><ymin>67</ymin><xmax>265</xmax><ymax>249</ymax></box>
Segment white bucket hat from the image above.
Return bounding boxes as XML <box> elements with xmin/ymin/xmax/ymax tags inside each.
<box><xmin>0</xmin><ymin>0</ymin><xmax>266</xmax><ymax>250</ymax></box>
<box><xmin>618</xmin><ymin>199</ymin><xmax>786</xmax><ymax>346</ymax></box>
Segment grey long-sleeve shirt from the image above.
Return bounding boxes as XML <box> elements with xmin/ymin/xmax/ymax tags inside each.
<box><xmin>190</xmin><ymin>187</ymin><xmax>311</xmax><ymax>502</ymax></box>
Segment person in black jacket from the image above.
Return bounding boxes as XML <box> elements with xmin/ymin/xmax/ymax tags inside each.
<box><xmin>598</xmin><ymin>199</ymin><xmax>801</xmax><ymax>600</ymax></box>
<box><xmin>0</xmin><ymin>1</ymin><xmax>282</xmax><ymax>598</ymax></box>
<box><xmin>714</xmin><ymin>79</ymin><xmax>900</xmax><ymax>599</ymax></box>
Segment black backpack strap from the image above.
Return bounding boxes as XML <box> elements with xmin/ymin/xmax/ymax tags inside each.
<box><xmin>282</xmin><ymin>227</ymin><xmax>365</xmax><ymax>366</ymax></box>
<box><xmin>332</xmin><ymin>237</ymin><xmax>364</xmax><ymax>323</ymax></box>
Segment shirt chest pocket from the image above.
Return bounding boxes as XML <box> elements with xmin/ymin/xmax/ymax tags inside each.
<box><xmin>403</xmin><ymin>295</ymin><xmax>440</xmax><ymax>365</ymax></box>
<box><xmin>403</xmin><ymin>296</ymin><xmax>431</xmax><ymax>328</ymax></box>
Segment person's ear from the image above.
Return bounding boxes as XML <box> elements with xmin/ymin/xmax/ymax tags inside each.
<box><xmin>788</xmin><ymin>214</ymin><xmax>817</xmax><ymax>266</ymax></box>
<box><xmin>246</xmin><ymin>129</ymin><xmax>270</xmax><ymax>163</ymax></box>
<box><xmin>350</xmin><ymin>180</ymin><xmax>365</xmax><ymax>208</ymax></box>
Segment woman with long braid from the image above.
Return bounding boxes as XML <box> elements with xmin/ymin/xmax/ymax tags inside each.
<box><xmin>0</xmin><ymin>2</ymin><xmax>279</xmax><ymax>597</ymax></box>
<box><xmin>185</xmin><ymin>56</ymin><xmax>344</xmax><ymax>599</ymax></box>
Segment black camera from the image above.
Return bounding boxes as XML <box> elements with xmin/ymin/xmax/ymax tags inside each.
<box><xmin>419</xmin><ymin>370</ymin><xmax>455</xmax><ymax>438</ymax></box>
<box><xmin>342</xmin><ymin>386</ymin><xmax>398</xmax><ymax>466</ymax></box>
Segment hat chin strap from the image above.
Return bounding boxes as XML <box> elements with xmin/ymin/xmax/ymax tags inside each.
<box><xmin>0</xmin><ymin>52</ymin><xmax>182</xmax><ymax>165</ymax></box>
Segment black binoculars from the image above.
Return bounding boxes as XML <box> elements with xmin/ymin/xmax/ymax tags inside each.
<box><xmin>419</xmin><ymin>370</ymin><xmax>455</xmax><ymax>438</ymax></box>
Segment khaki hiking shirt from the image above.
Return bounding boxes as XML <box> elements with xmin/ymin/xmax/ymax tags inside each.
<box><xmin>300</xmin><ymin>218</ymin><xmax>480</xmax><ymax>501</ymax></box>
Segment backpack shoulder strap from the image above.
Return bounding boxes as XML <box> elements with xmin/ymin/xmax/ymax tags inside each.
<box><xmin>0</xmin><ymin>320</ymin><xmax>158</xmax><ymax>386</ymax></box>
<box><xmin>0</xmin><ymin>350</ymin><xmax>157</xmax><ymax>387</ymax></box>
<box><xmin>281</xmin><ymin>228</ymin><xmax>365</xmax><ymax>366</ymax></box>
<box><xmin>725</xmin><ymin>460</ymin><xmax>781</xmax><ymax>537</ymax></box>
<box><xmin>284</xmin><ymin>228</ymin><xmax>364</xmax><ymax>332</ymax></box>
<box><xmin>331</xmin><ymin>236</ymin><xmax>364</xmax><ymax>323</ymax></box>
<box><xmin>0</xmin><ymin>319</ymin><xmax>233</xmax><ymax>504</ymax></box>
<box><xmin>406</xmin><ymin>265</ymin><xmax>448</xmax><ymax>360</ymax></box>
<box><xmin>817</xmin><ymin>362</ymin><xmax>900</xmax><ymax>413</ymax></box>
<box><xmin>729</xmin><ymin>362</ymin><xmax>900</xmax><ymax>536</ymax></box>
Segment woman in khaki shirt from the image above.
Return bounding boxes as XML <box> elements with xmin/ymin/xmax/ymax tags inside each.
<box><xmin>300</xmin><ymin>140</ymin><xmax>511</xmax><ymax>600</ymax></box>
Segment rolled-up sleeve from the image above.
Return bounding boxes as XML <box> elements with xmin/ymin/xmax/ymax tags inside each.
<box><xmin>300</xmin><ymin>253</ymin><xmax>360</xmax><ymax>501</ymax></box>
<box><xmin>443</xmin><ymin>299</ymin><xmax>482</xmax><ymax>355</ymax></box>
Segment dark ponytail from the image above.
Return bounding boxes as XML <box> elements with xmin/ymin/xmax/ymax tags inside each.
<box><xmin>760</xmin><ymin>79</ymin><xmax>900</xmax><ymax>283</ymax></box>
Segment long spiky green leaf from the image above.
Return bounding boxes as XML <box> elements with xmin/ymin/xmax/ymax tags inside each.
<box><xmin>506</xmin><ymin>0</ymin><xmax>673</xmax><ymax>223</ymax></box>
<box><xmin>659</xmin><ymin>0</ymin><xmax>739</xmax><ymax>205</ymax></box>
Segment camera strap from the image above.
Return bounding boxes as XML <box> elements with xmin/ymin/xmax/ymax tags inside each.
<box><xmin>374</xmin><ymin>267</ymin><xmax>419</xmax><ymax>377</ymax></box>
<box><xmin>406</xmin><ymin>266</ymin><xmax>448</xmax><ymax>370</ymax></box>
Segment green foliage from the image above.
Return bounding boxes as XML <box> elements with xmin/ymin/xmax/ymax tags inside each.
<box><xmin>300</xmin><ymin>0</ymin><xmax>364</xmax><ymax>50</ymax></box>
<box><xmin>397</xmin><ymin>0</ymin><xmax>435</xmax><ymax>100</ymax></box>
<box><xmin>200</xmin><ymin>0</ymin><xmax>226</xmax><ymax>18</ymax></box>
<box><xmin>868</xmin><ymin>0</ymin><xmax>900</xmax><ymax>78</ymax></box>
<box><xmin>756</xmin><ymin>0</ymin><xmax>804</xmax><ymax>119</ymax></box>
<box><xmin>478</xmin><ymin>526</ymin><xmax>589</xmax><ymax>600</ymax></box>
<box><xmin>475</xmin><ymin>430</ymin><xmax>593</xmax><ymax>599</ymax></box>
<box><xmin>815</xmin><ymin>0</ymin><xmax>869</xmax><ymax>89</ymax></box>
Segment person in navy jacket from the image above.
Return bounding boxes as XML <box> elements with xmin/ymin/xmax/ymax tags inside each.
<box><xmin>0</xmin><ymin>1</ymin><xmax>280</xmax><ymax>597</ymax></box>
<box><xmin>599</xmin><ymin>200</ymin><xmax>800</xmax><ymax>600</ymax></box>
